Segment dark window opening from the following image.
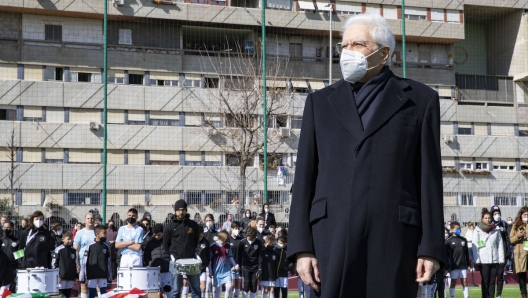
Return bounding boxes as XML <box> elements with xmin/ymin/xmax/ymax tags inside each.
<box><xmin>150</xmin><ymin>160</ymin><xmax>179</xmax><ymax>165</ymax></box>
<box><xmin>0</xmin><ymin>109</ymin><xmax>17</xmax><ymax>120</ymax></box>
<box><xmin>129</xmin><ymin>74</ymin><xmax>144</xmax><ymax>85</ymax></box>
<box><xmin>458</xmin><ymin>127</ymin><xmax>472</xmax><ymax>135</ymax></box>
<box><xmin>78</xmin><ymin>73</ymin><xmax>91</xmax><ymax>82</ymax></box>
<box><xmin>68</xmin><ymin>192</ymin><xmax>101</xmax><ymax>205</ymax></box>
<box><xmin>205</xmin><ymin>78</ymin><xmax>219</xmax><ymax>88</ymax></box>
<box><xmin>520</xmin><ymin>130</ymin><xmax>528</xmax><ymax>137</ymax></box>
<box><xmin>55</xmin><ymin>68</ymin><xmax>63</xmax><ymax>81</ymax></box>
<box><xmin>45</xmin><ymin>25</ymin><xmax>62</xmax><ymax>41</ymax></box>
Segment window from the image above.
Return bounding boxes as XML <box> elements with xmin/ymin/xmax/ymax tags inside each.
<box><xmin>129</xmin><ymin>74</ymin><xmax>144</xmax><ymax>85</ymax></box>
<box><xmin>520</xmin><ymin>130</ymin><xmax>528</xmax><ymax>137</ymax></box>
<box><xmin>225</xmin><ymin>114</ymin><xmax>258</xmax><ymax>128</ymax></box>
<box><xmin>44</xmin><ymin>67</ymin><xmax>63</xmax><ymax>81</ymax></box>
<box><xmin>405</xmin><ymin>14</ymin><xmax>426</xmax><ymax>20</ymax></box>
<box><xmin>459</xmin><ymin>193</ymin><xmax>473</xmax><ymax>206</ymax></box>
<box><xmin>226</xmin><ymin>153</ymin><xmax>255</xmax><ymax>167</ymax></box>
<box><xmin>150</xmin><ymin>150</ymin><xmax>179</xmax><ymax>165</ymax></box>
<box><xmin>185</xmin><ymin>151</ymin><xmax>202</xmax><ymax>166</ymax></box>
<box><xmin>45</xmin><ymin>148</ymin><xmax>64</xmax><ymax>163</ymax></box>
<box><xmin>431</xmin><ymin>8</ymin><xmax>444</xmax><ymax>22</ymax></box>
<box><xmin>290</xmin><ymin>43</ymin><xmax>302</xmax><ymax>61</ymax></box>
<box><xmin>0</xmin><ymin>107</ymin><xmax>16</xmax><ymax>121</ymax></box>
<box><xmin>204</xmin><ymin>114</ymin><xmax>222</xmax><ymax>128</ymax></box>
<box><xmin>205</xmin><ymin>77</ymin><xmax>219</xmax><ymax>88</ymax></box>
<box><xmin>23</xmin><ymin>106</ymin><xmax>43</xmax><ymax>122</ymax></box>
<box><xmin>459</xmin><ymin>162</ymin><xmax>472</xmax><ymax>170</ymax></box>
<box><xmin>298</xmin><ymin>1</ymin><xmax>314</xmax><ymax>11</ymax></box>
<box><xmin>475</xmin><ymin>162</ymin><xmax>488</xmax><ymax>170</ymax></box>
<box><xmin>457</xmin><ymin>127</ymin><xmax>472</xmax><ymax>135</ymax></box>
<box><xmin>291</xmin><ymin>116</ymin><xmax>302</xmax><ymax>129</ymax></box>
<box><xmin>493</xmin><ymin>159</ymin><xmax>515</xmax><ymax>171</ymax></box>
<box><xmin>260</xmin><ymin>153</ymin><xmax>284</xmax><ymax>169</ymax></box>
<box><xmin>494</xmin><ymin>196</ymin><xmax>517</xmax><ymax>206</ymax></box>
<box><xmin>493</xmin><ymin>165</ymin><xmax>515</xmax><ymax>171</ymax></box>
<box><xmin>186</xmin><ymin>191</ymin><xmax>202</xmax><ymax>205</ymax></box>
<box><xmin>204</xmin><ymin>152</ymin><xmax>222</xmax><ymax>166</ymax></box>
<box><xmin>455</xmin><ymin>74</ymin><xmax>500</xmax><ymax>91</ymax></box>
<box><xmin>68</xmin><ymin>192</ymin><xmax>101</xmax><ymax>205</ymax></box>
<box><xmin>45</xmin><ymin>25</ymin><xmax>62</xmax><ymax>41</ymax></box>
<box><xmin>119</xmin><ymin>29</ymin><xmax>132</xmax><ymax>45</ymax></box>
<box><xmin>268</xmin><ymin>115</ymin><xmax>288</xmax><ymax>128</ymax></box>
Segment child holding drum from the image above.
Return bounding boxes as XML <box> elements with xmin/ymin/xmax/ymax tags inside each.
<box><xmin>80</xmin><ymin>225</ymin><xmax>112</xmax><ymax>298</ymax></box>
<box><xmin>52</xmin><ymin>230</ymin><xmax>78</xmax><ymax>298</ymax></box>
<box><xmin>209</xmin><ymin>230</ymin><xmax>239</xmax><ymax>298</ymax></box>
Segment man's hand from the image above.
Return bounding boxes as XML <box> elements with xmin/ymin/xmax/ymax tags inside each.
<box><xmin>415</xmin><ymin>257</ymin><xmax>440</xmax><ymax>283</ymax></box>
<box><xmin>296</xmin><ymin>252</ymin><xmax>321</xmax><ymax>292</ymax></box>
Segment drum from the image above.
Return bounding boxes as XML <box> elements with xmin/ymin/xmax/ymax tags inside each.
<box><xmin>117</xmin><ymin>267</ymin><xmax>160</xmax><ymax>292</ymax></box>
<box><xmin>173</xmin><ymin>259</ymin><xmax>202</xmax><ymax>276</ymax></box>
<box><xmin>17</xmin><ymin>268</ymin><xmax>59</xmax><ymax>294</ymax></box>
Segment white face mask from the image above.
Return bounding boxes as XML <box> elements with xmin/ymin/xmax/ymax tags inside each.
<box><xmin>257</xmin><ymin>227</ymin><xmax>264</xmax><ymax>233</ymax></box>
<box><xmin>246</xmin><ymin>213</ymin><xmax>251</xmax><ymax>218</ymax></box>
<box><xmin>206</xmin><ymin>222</ymin><xmax>213</xmax><ymax>228</ymax></box>
<box><xmin>445</xmin><ymin>234</ymin><xmax>449</xmax><ymax>239</ymax></box>
<box><xmin>232</xmin><ymin>229</ymin><xmax>240</xmax><ymax>236</ymax></box>
<box><xmin>507</xmin><ymin>220</ymin><xmax>513</xmax><ymax>225</ymax></box>
<box><xmin>264</xmin><ymin>208</ymin><xmax>269</xmax><ymax>213</ymax></box>
<box><xmin>56</xmin><ymin>229</ymin><xmax>63</xmax><ymax>236</ymax></box>
<box><xmin>523</xmin><ymin>217</ymin><xmax>528</xmax><ymax>222</ymax></box>
<box><xmin>34</xmin><ymin>220</ymin><xmax>43</xmax><ymax>229</ymax></box>
<box><xmin>339</xmin><ymin>48</ymin><xmax>382</xmax><ymax>83</ymax></box>
<box><xmin>493</xmin><ymin>215</ymin><xmax>501</xmax><ymax>222</ymax></box>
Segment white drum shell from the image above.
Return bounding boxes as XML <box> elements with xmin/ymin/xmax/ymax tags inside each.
<box><xmin>174</xmin><ymin>259</ymin><xmax>201</xmax><ymax>276</ymax></box>
<box><xmin>17</xmin><ymin>269</ymin><xmax>59</xmax><ymax>294</ymax></box>
<box><xmin>117</xmin><ymin>267</ymin><xmax>160</xmax><ymax>292</ymax></box>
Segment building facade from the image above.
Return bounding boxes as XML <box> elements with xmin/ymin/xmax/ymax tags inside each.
<box><xmin>0</xmin><ymin>0</ymin><xmax>527</xmax><ymax>225</ymax></box>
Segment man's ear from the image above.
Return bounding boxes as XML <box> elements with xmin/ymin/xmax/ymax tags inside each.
<box><xmin>380</xmin><ymin>46</ymin><xmax>391</xmax><ymax>64</ymax></box>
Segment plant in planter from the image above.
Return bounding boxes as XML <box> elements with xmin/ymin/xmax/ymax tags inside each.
<box><xmin>442</xmin><ymin>168</ymin><xmax>459</xmax><ymax>174</ymax></box>
<box><xmin>460</xmin><ymin>169</ymin><xmax>491</xmax><ymax>175</ymax></box>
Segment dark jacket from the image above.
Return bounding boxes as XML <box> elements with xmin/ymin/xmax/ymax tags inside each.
<box><xmin>204</xmin><ymin>228</ymin><xmax>218</xmax><ymax>246</ymax></box>
<box><xmin>144</xmin><ymin>237</ymin><xmax>171</xmax><ymax>273</ymax></box>
<box><xmin>0</xmin><ymin>250</ymin><xmax>15</xmax><ymax>287</ymax></box>
<box><xmin>494</xmin><ymin>219</ymin><xmax>511</xmax><ymax>259</ymax></box>
<box><xmin>274</xmin><ymin>245</ymin><xmax>291</xmax><ymax>277</ymax></box>
<box><xmin>259</xmin><ymin>246</ymin><xmax>278</xmax><ymax>281</ymax></box>
<box><xmin>1</xmin><ymin>235</ymin><xmax>20</xmax><ymax>270</ymax></box>
<box><xmin>80</xmin><ymin>241</ymin><xmax>112</xmax><ymax>282</ymax></box>
<box><xmin>259</xmin><ymin>212</ymin><xmax>277</xmax><ymax>229</ymax></box>
<box><xmin>196</xmin><ymin>238</ymin><xmax>211</xmax><ymax>273</ymax></box>
<box><xmin>241</xmin><ymin>238</ymin><xmax>262</xmax><ymax>272</ymax></box>
<box><xmin>141</xmin><ymin>229</ymin><xmax>154</xmax><ymax>266</ymax></box>
<box><xmin>107</xmin><ymin>226</ymin><xmax>118</xmax><ymax>260</ymax></box>
<box><xmin>240</xmin><ymin>217</ymin><xmax>252</xmax><ymax>232</ymax></box>
<box><xmin>288</xmin><ymin>74</ymin><xmax>444</xmax><ymax>298</ymax></box>
<box><xmin>163</xmin><ymin>219</ymin><xmax>200</xmax><ymax>261</ymax></box>
<box><xmin>19</xmin><ymin>227</ymin><xmax>55</xmax><ymax>269</ymax></box>
<box><xmin>256</xmin><ymin>229</ymin><xmax>271</xmax><ymax>242</ymax></box>
<box><xmin>229</xmin><ymin>235</ymin><xmax>244</xmax><ymax>267</ymax></box>
<box><xmin>52</xmin><ymin>244</ymin><xmax>78</xmax><ymax>280</ymax></box>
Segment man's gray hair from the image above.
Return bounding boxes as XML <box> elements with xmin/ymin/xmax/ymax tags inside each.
<box><xmin>341</xmin><ymin>12</ymin><xmax>396</xmax><ymax>63</ymax></box>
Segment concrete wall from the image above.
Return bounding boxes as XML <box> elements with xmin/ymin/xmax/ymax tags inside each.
<box><xmin>0</xmin><ymin>12</ymin><xmax>20</xmax><ymax>40</ymax></box>
<box><xmin>107</xmin><ymin>20</ymin><xmax>181</xmax><ymax>49</ymax></box>
<box><xmin>22</xmin><ymin>14</ymin><xmax>103</xmax><ymax>44</ymax></box>
<box><xmin>453</xmin><ymin>23</ymin><xmax>487</xmax><ymax>75</ymax></box>
<box><xmin>486</xmin><ymin>10</ymin><xmax>522</xmax><ymax>76</ymax></box>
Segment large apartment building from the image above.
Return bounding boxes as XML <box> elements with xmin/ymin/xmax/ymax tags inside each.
<box><xmin>0</xmin><ymin>0</ymin><xmax>527</xmax><ymax>224</ymax></box>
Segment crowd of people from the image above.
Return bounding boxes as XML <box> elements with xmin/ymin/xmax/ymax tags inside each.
<box><xmin>419</xmin><ymin>205</ymin><xmax>528</xmax><ymax>298</ymax></box>
<box><xmin>0</xmin><ymin>202</ymin><xmax>308</xmax><ymax>298</ymax></box>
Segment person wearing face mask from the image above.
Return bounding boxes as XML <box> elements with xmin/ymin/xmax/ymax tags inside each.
<box><xmin>256</xmin><ymin>217</ymin><xmax>271</xmax><ymax>242</ymax></box>
<box><xmin>240</xmin><ymin>227</ymin><xmax>263</xmax><ymax>298</ymax></box>
<box><xmin>106</xmin><ymin>219</ymin><xmax>119</xmax><ymax>278</ymax></box>
<box><xmin>140</xmin><ymin>217</ymin><xmax>153</xmax><ymax>265</ymax></box>
<box><xmin>204</xmin><ymin>214</ymin><xmax>218</xmax><ymax>245</ymax></box>
<box><xmin>50</xmin><ymin>220</ymin><xmax>64</xmax><ymax>247</ymax></box>
<box><xmin>505</xmin><ymin>217</ymin><xmax>514</xmax><ymax>273</ymax></box>
<box><xmin>1</xmin><ymin>220</ymin><xmax>19</xmax><ymax>292</ymax></box>
<box><xmin>19</xmin><ymin>210</ymin><xmax>55</xmax><ymax>269</ymax></box>
<box><xmin>288</xmin><ymin>12</ymin><xmax>444</xmax><ymax>298</ymax></box>
<box><xmin>229</xmin><ymin>222</ymin><xmax>244</xmax><ymax>298</ymax></box>
<box><xmin>509</xmin><ymin>206</ymin><xmax>528</xmax><ymax>298</ymax></box>
<box><xmin>259</xmin><ymin>204</ymin><xmax>276</xmax><ymax>230</ymax></box>
<box><xmin>163</xmin><ymin>200</ymin><xmax>201</xmax><ymax>298</ymax></box>
<box><xmin>490</xmin><ymin>205</ymin><xmax>510</xmax><ymax>298</ymax></box>
<box><xmin>445</xmin><ymin>221</ymin><xmax>471</xmax><ymax>298</ymax></box>
<box><xmin>222</xmin><ymin>214</ymin><xmax>234</xmax><ymax>233</ymax></box>
<box><xmin>194</xmin><ymin>213</ymin><xmax>204</xmax><ymax>227</ymax></box>
<box><xmin>473</xmin><ymin>208</ymin><xmax>504</xmax><ymax>298</ymax></box>
<box><xmin>241</xmin><ymin>209</ymin><xmax>253</xmax><ymax>234</ymax></box>
<box><xmin>116</xmin><ymin>208</ymin><xmax>144</xmax><ymax>268</ymax></box>
<box><xmin>274</xmin><ymin>235</ymin><xmax>291</xmax><ymax>298</ymax></box>
<box><xmin>209</xmin><ymin>230</ymin><xmax>239</xmax><ymax>298</ymax></box>
<box><xmin>463</xmin><ymin>221</ymin><xmax>476</xmax><ymax>273</ymax></box>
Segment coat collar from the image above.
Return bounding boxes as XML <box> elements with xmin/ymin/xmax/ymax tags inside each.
<box><xmin>327</xmin><ymin>75</ymin><xmax>411</xmax><ymax>143</ymax></box>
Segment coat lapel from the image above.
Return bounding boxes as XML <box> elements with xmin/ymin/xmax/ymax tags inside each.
<box><xmin>327</xmin><ymin>80</ymin><xmax>364</xmax><ymax>142</ymax></box>
<box><xmin>360</xmin><ymin>76</ymin><xmax>411</xmax><ymax>142</ymax></box>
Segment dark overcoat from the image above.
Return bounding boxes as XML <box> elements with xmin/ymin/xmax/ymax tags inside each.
<box><xmin>288</xmin><ymin>74</ymin><xmax>445</xmax><ymax>298</ymax></box>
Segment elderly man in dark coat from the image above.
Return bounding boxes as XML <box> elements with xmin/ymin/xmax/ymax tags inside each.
<box><xmin>288</xmin><ymin>12</ymin><xmax>444</xmax><ymax>298</ymax></box>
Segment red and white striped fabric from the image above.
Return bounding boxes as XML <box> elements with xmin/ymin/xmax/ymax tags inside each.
<box><xmin>0</xmin><ymin>287</ymin><xmax>12</xmax><ymax>298</ymax></box>
<box><xmin>100</xmin><ymin>288</ymin><xmax>147</xmax><ymax>298</ymax></box>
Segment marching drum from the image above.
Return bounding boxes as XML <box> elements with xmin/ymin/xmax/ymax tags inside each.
<box><xmin>173</xmin><ymin>259</ymin><xmax>202</xmax><ymax>276</ymax></box>
<box><xmin>17</xmin><ymin>268</ymin><xmax>59</xmax><ymax>294</ymax></box>
<box><xmin>117</xmin><ymin>267</ymin><xmax>160</xmax><ymax>292</ymax></box>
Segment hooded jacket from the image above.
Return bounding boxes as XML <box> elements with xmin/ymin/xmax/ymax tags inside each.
<box><xmin>472</xmin><ymin>225</ymin><xmax>504</xmax><ymax>264</ymax></box>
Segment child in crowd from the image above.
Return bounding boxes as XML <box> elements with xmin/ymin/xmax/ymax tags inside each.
<box><xmin>229</xmin><ymin>222</ymin><xmax>244</xmax><ymax>298</ymax></box>
<box><xmin>241</xmin><ymin>227</ymin><xmax>262</xmax><ymax>298</ymax></box>
<box><xmin>50</xmin><ymin>220</ymin><xmax>64</xmax><ymax>247</ymax></box>
<box><xmin>80</xmin><ymin>225</ymin><xmax>112</xmax><ymax>298</ymax></box>
<box><xmin>196</xmin><ymin>227</ymin><xmax>211</xmax><ymax>298</ymax></box>
<box><xmin>144</xmin><ymin>224</ymin><xmax>173</xmax><ymax>297</ymax></box>
<box><xmin>52</xmin><ymin>230</ymin><xmax>78</xmax><ymax>298</ymax></box>
<box><xmin>259</xmin><ymin>236</ymin><xmax>278</xmax><ymax>298</ymax></box>
<box><xmin>274</xmin><ymin>235</ymin><xmax>290</xmax><ymax>298</ymax></box>
<box><xmin>446</xmin><ymin>221</ymin><xmax>471</xmax><ymax>298</ymax></box>
<box><xmin>209</xmin><ymin>230</ymin><xmax>239</xmax><ymax>298</ymax></box>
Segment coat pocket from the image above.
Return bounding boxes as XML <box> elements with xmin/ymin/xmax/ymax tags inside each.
<box><xmin>391</xmin><ymin>114</ymin><xmax>418</xmax><ymax>127</ymax></box>
<box><xmin>310</xmin><ymin>197</ymin><xmax>327</xmax><ymax>224</ymax></box>
<box><xmin>399</xmin><ymin>204</ymin><xmax>422</xmax><ymax>228</ymax></box>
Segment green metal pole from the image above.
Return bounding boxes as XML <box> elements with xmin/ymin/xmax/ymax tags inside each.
<box><xmin>261</xmin><ymin>0</ymin><xmax>268</xmax><ymax>204</ymax></box>
<box><xmin>102</xmin><ymin>0</ymin><xmax>108</xmax><ymax>222</ymax></box>
<box><xmin>401</xmin><ymin>0</ymin><xmax>406</xmax><ymax>78</ymax></box>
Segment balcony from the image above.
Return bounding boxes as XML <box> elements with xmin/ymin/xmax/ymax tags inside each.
<box><xmin>456</xmin><ymin>74</ymin><xmax>515</xmax><ymax>104</ymax></box>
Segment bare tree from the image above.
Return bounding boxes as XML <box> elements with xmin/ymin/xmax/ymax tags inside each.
<box><xmin>3</xmin><ymin>121</ymin><xmax>19</xmax><ymax>217</ymax></box>
<box><xmin>196</xmin><ymin>38</ymin><xmax>294</xmax><ymax>212</ymax></box>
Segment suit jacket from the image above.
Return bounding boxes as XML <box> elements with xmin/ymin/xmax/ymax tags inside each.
<box><xmin>259</xmin><ymin>212</ymin><xmax>277</xmax><ymax>229</ymax></box>
<box><xmin>288</xmin><ymin>74</ymin><xmax>444</xmax><ymax>298</ymax></box>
